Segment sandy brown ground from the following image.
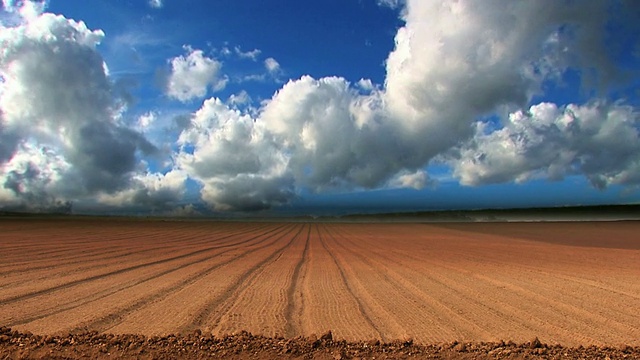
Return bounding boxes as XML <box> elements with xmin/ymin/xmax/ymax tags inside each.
<box><xmin>1</xmin><ymin>218</ymin><xmax>639</xmax><ymax>359</ymax></box>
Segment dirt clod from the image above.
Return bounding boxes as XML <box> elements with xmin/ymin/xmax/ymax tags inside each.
<box><xmin>1</xmin><ymin>329</ymin><xmax>637</xmax><ymax>359</ymax></box>
<box><xmin>530</xmin><ymin>336</ymin><xmax>542</xmax><ymax>349</ymax></box>
<box><xmin>453</xmin><ymin>342</ymin><xmax>467</xmax><ymax>352</ymax></box>
<box><xmin>321</xmin><ymin>331</ymin><xmax>333</xmax><ymax>342</ymax></box>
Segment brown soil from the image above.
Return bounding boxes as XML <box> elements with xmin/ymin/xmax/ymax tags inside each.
<box><xmin>1</xmin><ymin>218</ymin><xmax>639</xmax><ymax>359</ymax></box>
<box><xmin>1</xmin><ymin>327</ymin><xmax>639</xmax><ymax>359</ymax></box>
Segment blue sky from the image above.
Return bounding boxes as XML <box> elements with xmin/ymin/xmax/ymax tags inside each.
<box><xmin>0</xmin><ymin>0</ymin><xmax>639</xmax><ymax>215</ymax></box>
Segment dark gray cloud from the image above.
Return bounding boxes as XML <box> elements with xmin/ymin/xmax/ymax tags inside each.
<box><xmin>72</xmin><ymin>123</ymin><xmax>156</xmax><ymax>192</ymax></box>
<box><xmin>2</xmin><ymin>158</ymin><xmax>71</xmax><ymax>213</ymax></box>
<box><xmin>0</xmin><ymin>9</ymin><xmax>161</xmax><ymax>210</ymax></box>
<box><xmin>0</xmin><ymin>128</ymin><xmax>19</xmax><ymax>163</ymax></box>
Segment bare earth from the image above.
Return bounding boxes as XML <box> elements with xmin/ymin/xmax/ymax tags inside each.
<box><xmin>0</xmin><ymin>219</ymin><xmax>639</xmax><ymax>359</ymax></box>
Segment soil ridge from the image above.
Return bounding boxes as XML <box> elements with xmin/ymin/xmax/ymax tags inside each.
<box><xmin>1</xmin><ymin>327</ymin><xmax>638</xmax><ymax>359</ymax></box>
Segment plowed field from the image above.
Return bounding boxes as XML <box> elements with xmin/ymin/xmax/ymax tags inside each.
<box><xmin>1</xmin><ymin>219</ymin><xmax>639</xmax><ymax>349</ymax></box>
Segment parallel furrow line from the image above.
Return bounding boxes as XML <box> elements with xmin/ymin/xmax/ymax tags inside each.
<box><xmin>5</xmin><ymin>226</ymin><xmax>284</xmax><ymax>328</ymax></box>
<box><xmin>284</xmin><ymin>224</ymin><xmax>311</xmax><ymax>338</ymax></box>
<box><xmin>0</xmin><ymin>223</ymin><xmax>269</xmax><ymax>282</ymax></box>
<box><xmin>81</xmin><ymin>224</ymin><xmax>293</xmax><ymax>333</ymax></box>
<box><xmin>325</xmin><ymin>225</ymin><xmax>480</xmax><ymax>341</ymax></box>
<box><xmin>0</xmin><ymin>224</ymin><xmax>287</xmax><ymax>305</ymax></box>
<box><xmin>185</xmin><ymin>223</ymin><xmax>306</xmax><ymax>334</ymax></box>
<box><xmin>337</xmin><ymin>225</ymin><xmax>601</xmax><ymax>344</ymax></box>
<box><xmin>316</xmin><ymin>224</ymin><xmax>384</xmax><ymax>341</ymax></box>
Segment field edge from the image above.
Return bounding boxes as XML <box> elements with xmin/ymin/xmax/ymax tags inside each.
<box><xmin>1</xmin><ymin>327</ymin><xmax>639</xmax><ymax>360</ymax></box>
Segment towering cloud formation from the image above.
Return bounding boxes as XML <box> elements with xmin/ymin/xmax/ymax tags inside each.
<box><xmin>175</xmin><ymin>0</ymin><xmax>639</xmax><ymax>210</ymax></box>
<box><xmin>0</xmin><ymin>4</ymin><xmax>164</xmax><ymax>211</ymax></box>
<box><xmin>175</xmin><ymin>98</ymin><xmax>292</xmax><ymax>211</ymax></box>
<box><xmin>384</xmin><ymin>0</ymin><xmax>639</xmax><ymax>187</ymax></box>
<box><xmin>1</xmin><ymin>0</ymin><xmax>638</xmax><ymax>212</ymax></box>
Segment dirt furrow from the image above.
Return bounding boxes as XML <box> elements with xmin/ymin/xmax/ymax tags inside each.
<box><xmin>292</xmin><ymin>225</ymin><xmax>376</xmax><ymax>341</ymax></box>
<box><xmin>66</xmin><ymin>224</ymin><xmax>293</xmax><ymax>334</ymax></box>
<box><xmin>3</xmin><ymin>225</ymin><xmax>283</xmax><ymax>329</ymax></box>
<box><xmin>324</xmin><ymin>224</ymin><xmax>490</xmax><ymax>342</ymax></box>
<box><xmin>332</xmin><ymin>225</ymin><xmax>577</xmax><ymax>342</ymax></box>
<box><xmin>0</xmin><ymin>224</ymin><xmax>181</xmax><ymax>259</ymax></box>
<box><xmin>0</xmin><ymin>223</ymin><xmax>269</xmax><ymax>292</ymax></box>
<box><xmin>403</xmin><ymin>226</ymin><xmax>640</xmax><ymax>343</ymax></box>
<box><xmin>315</xmin><ymin>224</ymin><xmax>384</xmax><ymax>341</ymax></box>
<box><xmin>471</xmin><ymin>272</ymin><xmax>640</xmax><ymax>344</ymax></box>
<box><xmin>0</xmin><ymin>223</ymin><xmax>266</xmax><ymax>276</ymax></box>
<box><xmin>100</xmin><ymin>224</ymin><xmax>299</xmax><ymax>335</ymax></box>
<box><xmin>284</xmin><ymin>224</ymin><xmax>311</xmax><ymax>338</ymax></box>
<box><xmin>319</xmin><ymin>224</ymin><xmax>416</xmax><ymax>339</ymax></box>
<box><xmin>485</xmin><ymin>269</ymin><xmax>640</xmax><ymax>336</ymax></box>
<box><xmin>414</xmin><ymin>262</ymin><xmax>601</xmax><ymax>345</ymax></box>
<box><xmin>204</xmin><ymin>223</ymin><xmax>310</xmax><ymax>337</ymax></box>
<box><xmin>336</xmin><ymin>224</ymin><xmax>628</xmax><ymax>345</ymax></box>
<box><xmin>1</xmin><ymin>219</ymin><xmax>638</xmax><ymax>347</ymax></box>
<box><xmin>186</xmin><ymin>223</ymin><xmax>307</xmax><ymax>334</ymax></box>
<box><xmin>0</xmin><ymin>223</ymin><xmax>286</xmax><ymax>305</ymax></box>
<box><xmin>332</xmin><ymin>225</ymin><xmax>502</xmax><ymax>339</ymax></box>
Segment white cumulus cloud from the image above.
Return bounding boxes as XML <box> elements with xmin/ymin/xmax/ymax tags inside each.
<box><xmin>0</xmin><ymin>1</ymin><xmax>180</xmax><ymax>212</ymax></box>
<box><xmin>98</xmin><ymin>169</ymin><xmax>187</xmax><ymax>212</ymax></box>
<box><xmin>171</xmin><ymin>0</ymin><xmax>639</xmax><ymax>211</ymax></box>
<box><xmin>448</xmin><ymin>102</ymin><xmax>640</xmax><ymax>189</ymax></box>
<box><xmin>2</xmin><ymin>0</ymin><xmax>639</xmax><ymax>213</ymax></box>
<box><xmin>166</xmin><ymin>48</ymin><xmax>226</xmax><ymax>102</ymax></box>
<box><xmin>175</xmin><ymin>97</ymin><xmax>292</xmax><ymax>211</ymax></box>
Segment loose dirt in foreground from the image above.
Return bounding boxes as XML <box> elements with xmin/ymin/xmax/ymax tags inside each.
<box><xmin>1</xmin><ymin>327</ymin><xmax>639</xmax><ymax>359</ymax></box>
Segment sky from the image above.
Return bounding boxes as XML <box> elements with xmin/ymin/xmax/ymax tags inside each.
<box><xmin>0</xmin><ymin>0</ymin><xmax>639</xmax><ymax>216</ymax></box>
